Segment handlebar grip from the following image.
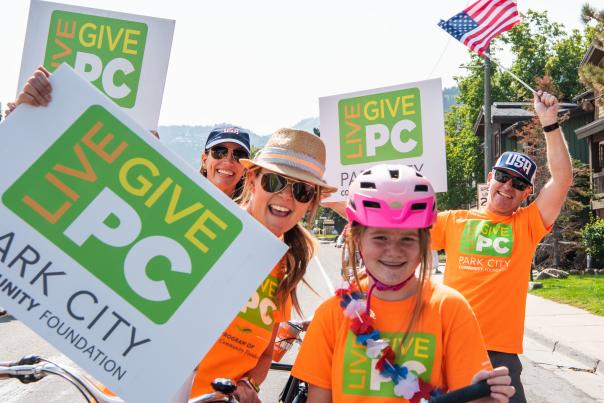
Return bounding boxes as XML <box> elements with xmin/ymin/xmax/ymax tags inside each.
<box><xmin>17</xmin><ymin>355</ymin><xmax>42</xmax><ymax>366</ymax></box>
<box><xmin>430</xmin><ymin>380</ymin><xmax>490</xmax><ymax>403</ymax></box>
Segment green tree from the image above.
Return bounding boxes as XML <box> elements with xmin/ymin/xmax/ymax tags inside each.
<box><xmin>580</xmin><ymin>215</ymin><xmax>604</xmax><ymax>267</ymax></box>
<box><xmin>438</xmin><ymin>103</ymin><xmax>481</xmax><ymax>210</ymax></box>
<box><xmin>579</xmin><ymin>4</ymin><xmax>604</xmax><ymax>106</ymax></box>
<box><xmin>250</xmin><ymin>144</ymin><xmax>262</xmax><ymax>159</ymax></box>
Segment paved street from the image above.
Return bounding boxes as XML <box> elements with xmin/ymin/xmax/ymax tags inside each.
<box><xmin>1</xmin><ymin>241</ymin><xmax>603</xmax><ymax>402</ymax></box>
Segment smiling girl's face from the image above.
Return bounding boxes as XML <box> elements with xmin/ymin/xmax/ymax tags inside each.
<box><xmin>358</xmin><ymin>227</ymin><xmax>421</xmax><ymax>288</ymax></box>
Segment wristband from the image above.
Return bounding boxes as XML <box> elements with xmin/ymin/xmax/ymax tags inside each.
<box><xmin>237</xmin><ymin>376</ymin><xmax>260</xmax><ymax>393</ymax></box>
<box><xmin>542</xmin><ymin>122</ymin><xmax>559</xmax><ymax>133</ymax></box>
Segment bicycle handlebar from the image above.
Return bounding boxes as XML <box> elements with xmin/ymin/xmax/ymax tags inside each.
<box><xmin>1</xmin><ymin>355</ymin><xmax>234</xmax><ymax>403</ymax></box>
<box><xmin>0</xmin><ymin>358</ymin><xmax>126</xmax><ymax>403</ymax></box>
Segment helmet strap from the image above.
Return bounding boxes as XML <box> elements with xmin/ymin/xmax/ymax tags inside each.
<box><xmin>357</xmin><ymin>244</ymin><xmax>416</xmax><ymax>315</ymax></box>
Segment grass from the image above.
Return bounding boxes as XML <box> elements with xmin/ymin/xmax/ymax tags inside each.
<box><xmin>529</xmin><ymin>275</ymin><xmax>604</xmax><ymax>316</ymax></box>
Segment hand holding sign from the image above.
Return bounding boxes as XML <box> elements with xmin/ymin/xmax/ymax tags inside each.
<box><xmin>18</xmin><ymin>0</ymin><xmax>174</xmax><ymax>130</ymax></box>
<box><xmin>15</xmin><ymin>66</ymin><xmax>52</xmax><ymax>108</ymax></box>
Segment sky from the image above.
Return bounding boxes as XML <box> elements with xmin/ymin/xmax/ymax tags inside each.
<box><xmin>0</xmin><ymin>0</ymin><xmax>602</xmax><ymax>134</ymax></box>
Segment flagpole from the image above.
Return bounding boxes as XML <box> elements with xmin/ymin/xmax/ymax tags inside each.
<box><xmin>484</xmin><ymin>45</ymin><xmax>493</xmax><ymax>182</ymax></box>
<box><xmin>483</xmin><ymin>52</ymin><xmax>537</xmax><ymax>94</ymax></box>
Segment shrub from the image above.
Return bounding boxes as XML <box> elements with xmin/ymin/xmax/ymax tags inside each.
<box><xmin>580</xmin><ymin>215</ymin><xmax>604</xmax><ymax>267</ymax></box>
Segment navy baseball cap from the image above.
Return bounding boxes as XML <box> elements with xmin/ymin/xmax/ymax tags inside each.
<box><xmin>493</xmin><ymin>151</ymin><xmax>537</xmax><ymax>185</ymax></box>
<box><xmin>205</xmin><ymin>126</ymin><xmax>251</xmax><ymax>154</ymax></box>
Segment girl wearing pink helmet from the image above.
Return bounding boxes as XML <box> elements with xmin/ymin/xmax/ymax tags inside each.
<box><xmin>292</xmin><ymin>164</ymin><xmax>514</xmax><ymax>403</ymax></box>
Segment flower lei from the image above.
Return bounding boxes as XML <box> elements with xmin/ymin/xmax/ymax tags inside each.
<box><xmin>336</xmin><ymin>282</ymin><xmax>444</xmax><ymax>402</ymax></box>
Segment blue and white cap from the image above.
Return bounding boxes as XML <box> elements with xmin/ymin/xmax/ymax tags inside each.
<box><xmin>493</xmin><ymin>151</ymin><xmax>537</xmax><ymax>185</ymax></box>
<box><xmin>205</xmin><ymin>126</ymin><xmax>251</xmax><ymax>155</ymax></box>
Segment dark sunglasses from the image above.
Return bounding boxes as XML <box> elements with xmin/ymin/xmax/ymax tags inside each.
<box><xmin>209</xmin><ymin>145</ymin><xmax>249</xmax><ymax>162</ymax></box>
<box><xmin>493</xmin><ymin>170</ymin><xmax>531</xmax><ymax>191</ymax></box>
<box><xmin>260</xmin><ymin>172</ymin><xmax>317</xmax><ymax>203</ymax></box>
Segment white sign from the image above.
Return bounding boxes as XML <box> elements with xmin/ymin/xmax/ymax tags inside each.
<box><xmin>477</xmin><ymin>183</ymin><xmax>489</xmax><ymax>208</ymax></box>
<box><xmin>0</xmin><ymin>65</ymin><xmax>287</xmax><ymax>402</ymax></box>
<box><xmin>320</xmin><ymin>79</ymin><xmax>447</xmax><ymax>201</ymax></box>
<box><xmin>18</xmin><ymin>0</ymin><xmax>174</xmax><ymax>130</ymax></box>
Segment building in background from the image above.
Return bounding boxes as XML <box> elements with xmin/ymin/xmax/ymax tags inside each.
<box><xmin>575</xmin><ymin>44</ymin><xmax>604</xmax><ymax>219</ymax></box>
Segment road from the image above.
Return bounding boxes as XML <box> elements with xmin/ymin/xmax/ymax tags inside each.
<box><xmin>1</xmin><ymin>241</ymin><xmax>603</xmax><ymax>402</ymax></box>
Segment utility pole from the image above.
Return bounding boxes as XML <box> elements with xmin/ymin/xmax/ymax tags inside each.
<box><xmin>483</xmin><ymin>44</ymin><xmax>492</xmax><ymax>182</ymax></box>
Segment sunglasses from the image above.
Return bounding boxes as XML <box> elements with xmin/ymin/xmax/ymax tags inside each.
<box><xmin>493</xmin><ymin>170</ymin><xmax>531</xmax><ymax>191</ymax></box>
<box><xmin>209</xmin><ymin>145</ymin><xmax>249</xmax><ymax>162</ymax></box>
<box><xmin>260</xmin><ymin>172</ymin><xmax>317</xmax><ymax>203</ymax></box>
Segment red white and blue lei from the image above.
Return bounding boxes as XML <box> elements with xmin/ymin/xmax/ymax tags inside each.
<box><xmin>336</xmin><ymin>282</ymin><xmax>444</xmax><ymax>402</ymax></box>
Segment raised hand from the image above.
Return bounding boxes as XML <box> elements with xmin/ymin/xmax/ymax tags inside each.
<box><xmin>533</xmin><ymin>90</ymin><xmax>559</xmax><ymax>127</ymax></box>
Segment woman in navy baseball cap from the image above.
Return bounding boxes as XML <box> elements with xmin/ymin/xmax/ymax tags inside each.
<box><xmin>200</xmin><ymin>126</ymin><xmax>251</xmax><ymax>198</ymax></box>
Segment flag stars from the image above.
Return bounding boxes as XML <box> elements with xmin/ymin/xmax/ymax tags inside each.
<box><xmin>438</xmin><ymin>12</ymin><xmax>478</xmax><ymax>40</ymax></box>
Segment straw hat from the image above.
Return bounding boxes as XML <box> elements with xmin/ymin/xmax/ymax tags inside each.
<box><xmin>240</xmin><ymin>128</ymin><xmax>337</xmax><ymax>193</ymax></box>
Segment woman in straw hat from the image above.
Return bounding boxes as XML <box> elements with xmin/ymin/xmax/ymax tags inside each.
<box><xmin>189</xmin><ymin>128</ymin><xmax>337</xmax><ymax>402</ymax></box>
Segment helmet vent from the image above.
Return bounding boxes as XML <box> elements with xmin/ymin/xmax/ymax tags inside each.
<box><xmin>363</xmin><ymin>201</ymin><xmax>381</xmax><ymax>209</ymax></box>
<box><xmin>363</xmin><ymin>170</ymin><xmax>372</xmax><ymax>175</ymax></box>
<box><xmin>389</xmin><ymin>170</ymin><xmax>399</xmax><ymax>179</ymax></box>
<box><xmin>411</xmin><ymin>202</ymin><xmax>427</xmax><ymax>211</ymax></box>
<box><xmin>414</xmin><ymin>184</ymin><xmax>428</xmax><ymax>192</ymax></box>
<box><xmin>360</xmin><ymin>182</ymin><xmax>376</xmax><ymax>189</ymax></box>
<box><xmin>416</xmin><ymin>172</ymin><xmax>423</xmax><ymax>177</ymax></box>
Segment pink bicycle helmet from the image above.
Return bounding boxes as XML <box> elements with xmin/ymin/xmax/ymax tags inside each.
<box><xmin>346</xmin><ymin>164</ymin><xmax>437</xmax><ymax>229</ymax></box>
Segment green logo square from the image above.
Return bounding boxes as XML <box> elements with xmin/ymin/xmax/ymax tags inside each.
<box><xmin>338</xmin><ymin>88</ymin><xmax>423</xmax><ymax>165</ymax></box>
<box><xmin>342</xmin><ymin>331</ymin><xmax>435</xmax><ymax>396</ymax></box>
<box><xmin>460</xmin><ymin>220</ymin><xmax>513</xmax><ymax>257</ymax></box>
<box><xmin>44</xmin><ymin>11</ymin><xmax>148</xmax><ymax>108</ymax></box>
<box><xmin>238</xmin><ymin>273</ymin><xmax>280</xmax><ymax>331</ymax></box>
<box><xmin>2</xmin><ymin>105</ymin><xmax>242</xmax><ymax>324</ymax></box>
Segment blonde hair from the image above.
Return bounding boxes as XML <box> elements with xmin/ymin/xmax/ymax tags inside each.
<box><xmin>343</xmin><ymin>223</ymin><xmax>433</xmax><ymax>355</ymax></box>
<box><xmin>237</xmin><ymin>167</ymin><xmax>320</xmax><ymax>316</ymax></box>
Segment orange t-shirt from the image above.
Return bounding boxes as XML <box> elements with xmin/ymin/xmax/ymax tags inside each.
<box><xmin>292</xmin><ymin>281</ymin><xmax>491</xmax><ymax>403</ymax></box>
<box><xmin>190</xmin><ymin>260</ymin><xmax>292</xmax><ymax>398</ymax></box>
<box><xmin>431</xmin><ymin>202</ymin><xmax>550</xmax><ymax>354</ymax></box>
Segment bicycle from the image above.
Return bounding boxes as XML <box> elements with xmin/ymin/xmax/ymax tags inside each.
<box><xmin>270</xmin><ymin>362</ymin><xmax>306</xmax><ymax>403</ymax></box>
<box><xmin>271</xmin><ymin>321</ymin><xmax>308</xmax><ymax>403</ymax></box>
<box><xmin>0</xmin><ymin>354</ymin><xmax>234</xmax><ymax>403</ymax></box>
<box><xmin>1</xmin><ymin>353</ymin><xmax>495</xmax><ymax>402</ymax></box>
<box><xmin>0</xmin><ymin>320</ymin><xmax>309</xmax><ymax>403</ymax></box>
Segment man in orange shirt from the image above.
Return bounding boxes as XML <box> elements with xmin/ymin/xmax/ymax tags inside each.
<box><xmin>431</xmin><ymin>91</ymin><xmax>572</xmax><ymax>403</ymax></box>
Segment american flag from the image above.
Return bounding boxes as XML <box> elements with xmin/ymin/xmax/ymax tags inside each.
<box><xmin>438</xmin><ymin>0</ymin><xmax>521</xmax><ymax>56</ymax></box>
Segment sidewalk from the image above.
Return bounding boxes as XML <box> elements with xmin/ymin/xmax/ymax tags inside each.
<box><xmin>524</xmin><ymin>293</ymin><xmax>604</xmax><ymax>373</ymax></box>
<box><xmin>432</xmin><ymin>268</ymin><xmax>604</xmax><ymax>372</ymax></box>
